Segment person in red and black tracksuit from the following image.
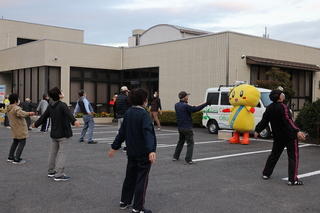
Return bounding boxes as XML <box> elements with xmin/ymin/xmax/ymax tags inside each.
<box><xmin>109</xmin><ymin>88</ymin><xmax>156</xmax><ymax>213</ymax></box>
<box><xmin>254</xmin><ymin>89</ymin><xmax>306</xmax><ymax>186</ymax></box>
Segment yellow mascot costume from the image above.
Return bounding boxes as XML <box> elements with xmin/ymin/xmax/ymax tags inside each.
<box><xmin>222</xmin><ymin>84</ymin><xmax>260</xmax><ymax>145</ymax></box>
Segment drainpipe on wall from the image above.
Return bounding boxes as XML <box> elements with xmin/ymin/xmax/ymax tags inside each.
<box><xmin>225</xmin><ymin>32</ymin><xmax>230</xmax><ymax>86</ymax></box>
<box><xmin>7</xmin><ymin>33</ymin><xmax>9</xmax><ymax>48</ymax></box>
<box><xmin>120</xmin><ymin>47</ymin><xmax>124</xmax><ymax>70</ymax></box>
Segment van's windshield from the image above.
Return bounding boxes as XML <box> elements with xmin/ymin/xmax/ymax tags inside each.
<box><xmin>260</xmin><ymin>92</ymin><xmax>272</xmax><ymax>107</ymax></box>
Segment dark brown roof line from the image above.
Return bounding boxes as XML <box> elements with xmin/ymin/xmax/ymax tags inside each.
<box><xmin>246</xmin><ymin>56</ymin><xmax>320</xmax><ymax>71</ymax></box>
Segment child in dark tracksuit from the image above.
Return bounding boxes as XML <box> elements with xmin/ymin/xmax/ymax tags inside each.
<box><xmin>109</xmin><ymin>88</ymin><xmax>156</xmax><ymax>213</ymax></box>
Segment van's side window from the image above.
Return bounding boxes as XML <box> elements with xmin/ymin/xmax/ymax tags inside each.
<box><xmin>207</xmin><ymin>93</ymin><xmax>219</xmax><ymax>105</ymax></box>
<box><xmin>221</xmin><ymin>92</ymin><xmax>231</xmax><ymax>105</ymax></box>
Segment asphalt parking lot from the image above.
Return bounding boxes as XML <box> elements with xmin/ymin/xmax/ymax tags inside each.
<box><xmin>1</xmin><ymin>122</ymin><xmax>320</xmax><ymax>213</ymax></box>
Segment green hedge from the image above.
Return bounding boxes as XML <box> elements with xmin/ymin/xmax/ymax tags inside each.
<box><xmin>295</xmin><ymin>99</ymin><xmax>320</xmax><ymax>138</ymax></box>
<box><xmin>157</xmin><ymin>110</ymin><xmax>204</xmax><ymax>128</ymax></box>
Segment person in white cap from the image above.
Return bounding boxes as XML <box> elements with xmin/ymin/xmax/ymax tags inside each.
<box><xmin>114</xmin><ymin>86</ymin><xmax>131</xmax><ymax>152</ymax></box>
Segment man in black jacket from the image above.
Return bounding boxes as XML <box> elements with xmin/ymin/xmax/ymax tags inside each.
<box><xmin>254</xmin><ymin>89</ymin><xmax>306</xmax><ymax>185</ymax></box>
<box><xmin>32</xmin><ymin>87</ymin><xmax>80</xmax><ymax>181</ymax></box>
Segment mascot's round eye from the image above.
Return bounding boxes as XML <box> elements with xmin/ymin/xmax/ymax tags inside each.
<box><xmin>240</xmin><ymin>90</ymin><xmax>244</xmax><ymax>97</ymax></box>
<box><xmin>232</xmin><ymin>91</ymin><xmax>235</xmax><ymax>98</ymax></box>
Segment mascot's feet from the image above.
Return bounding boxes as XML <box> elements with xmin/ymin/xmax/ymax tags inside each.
<box><xmin>241</xmin><ymin>132</ymin><xmax>250</xmax><ymax>145</ymax></box>
<box><xmin>229</xmin><ymin>132</ymin><xmax>240</xmax><ymax>144</ymax></box>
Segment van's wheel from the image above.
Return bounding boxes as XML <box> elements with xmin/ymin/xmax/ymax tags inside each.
<box><xmin>208</xmin><ymin>120</ymin><xmax>219</xmax><ymax>134</ymax></box>
<box><xmin>259</xmin><ymin>126</ymin><xmax>271</xmax><ymax>139</ymax></box>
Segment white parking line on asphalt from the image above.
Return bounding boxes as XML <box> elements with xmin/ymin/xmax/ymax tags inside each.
<box><xmin>73</xmin><ymin>131</ymin><xmax>118</xmax><ymax>135</ymax></box>
<box><xmin>193</xmin><ymin>144</ymin><xmax>312</xmax><ymax>162</ymax></box>
<box><xmin>282</xmin><ymin>170</ymin><xmax>320</xmax><ymax>180</ymax></box>
<box><xmin>157</xmin><ymin>140</ymin><xmax>226</xmax><ymax>148</ymax></box>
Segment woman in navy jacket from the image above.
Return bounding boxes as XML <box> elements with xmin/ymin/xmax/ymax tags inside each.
<box><xmin>109</xmin><ymin>88</ymin><xmax>156</xmax><ymax>213</ymax></box>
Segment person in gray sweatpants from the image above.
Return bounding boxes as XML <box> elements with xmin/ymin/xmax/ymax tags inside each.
<box><xmin>32</xmin><ymin>87</ymin><xmax>80</xmax><ymax>181</ymax></box>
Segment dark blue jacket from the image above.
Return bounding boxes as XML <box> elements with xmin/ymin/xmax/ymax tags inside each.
<box><xmin>175</xmin><ymin>100</ymin><xmax>208</xmax><ymax>129</ymax></box>
<box><xmin>114</xmin><ymin>93</ymin><xmax>131</xmax><ymax>118</ymax></box>
<box><xmin>111</xmin><ymin>106</ymin><xmax>157</xmax><ymax>157</ymax></box>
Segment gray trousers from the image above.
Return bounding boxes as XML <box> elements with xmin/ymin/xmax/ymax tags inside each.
<box><xmin>173</xmin><ymin>129</ymin><xmax>194</xmax><ymax>162</ymax></box>
<box><xmin>48</xmin><ymin>137</ymin><xmax>70</xmax><ymax>177</ymax></box>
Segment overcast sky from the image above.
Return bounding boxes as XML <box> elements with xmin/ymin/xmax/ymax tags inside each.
<box><xmin>1</xmin><ymin>0</ymin><xmax>320</xmax><ymax>48</ymax></box>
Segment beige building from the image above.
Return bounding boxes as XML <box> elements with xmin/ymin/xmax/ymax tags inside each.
<box><xmin>0</xmin><ymin>19</ymin><xmax>319</xmax><ymax>113</ymax></box>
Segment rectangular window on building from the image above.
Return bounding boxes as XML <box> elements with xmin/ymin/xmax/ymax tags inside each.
<box><xmin>71</xmin><ymin>68</ymin><xmax>82</xmax><ymax>79</ymax></box>
<box><xmin>32</xmin><ymin>68</ymin><xmax>38</xmax><ymax>101</ymax></box>
<box><xmin>49</xmin><ymin>67</ymin><xmax>61</xmax><ymax>89</ymax></box>
<box><xmin>70</xmin><ymin>82</ymin><xmax>81</xmax><ymax>103</ymax></box>
<box><xmin>25</xmin><ymin>68</ymin><xmax>31</xmax><ymax>99</ymax></box>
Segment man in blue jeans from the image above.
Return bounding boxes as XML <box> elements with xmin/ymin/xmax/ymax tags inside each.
<box><xmin>73</xmin><ymin>89</ymin><xmax>97</xmax><ymax>144</ymax></box>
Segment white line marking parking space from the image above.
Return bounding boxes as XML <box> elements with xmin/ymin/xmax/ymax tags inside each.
<box><xmin>193</xmin><ymin>144</ymin><xmax>312</xmax><ymax>162</ymax></box>
<box><xmin>282</xmin><ymin>170</ymin><xmax>320</xmax><ymax>180</ymax></box>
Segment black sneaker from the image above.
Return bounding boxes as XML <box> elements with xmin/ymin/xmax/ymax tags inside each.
<box><xmin>122</xmin><ymin>147</ymin><xmax>127</xmax><ymax>152</ymax></box>
<box><xmin>172</xmin><ymin>158</ymin><xmax>179</xmax><ymax>161</ymax></box>
<box><xmin>79</xmin><ymin>139</ymin><xmax>84</xmax><ymax>142</ymax></box>
<box><xmin>13</xmin><ymin>159</ymin><xmax>26</xmax><ymax>164</ymax></box>
<box><xmin>119</xmin><ymin>202</ymin><xmax>132</xmax><ymax>210</ymax></box>
<box><xmin>7</xmin><ymin>157</ymin><xmax>14</xmax><ymax>162</ymax></box>
<box><xmin>54</xmin><ymin>174</ymin><xmax>70</xmax><ymax>181</ymax></box>
<box><xmin>87</xmin><ymin>141</ymin><xmax>97</xmax><ymax>144</ymax></box>
<box><xmin>48</xmin><ymin>171</ymin><xmax>56</xmax><ymax>178</ymax></box>
<box><xmin>287</xmin><ymin>180</ymin><xmax>303</xmax><ymax>186</ymax></box>
<box><xmin>132</xmin><ymin>209</ymin><xmax>152</xmax><ymax>213</ymax></box>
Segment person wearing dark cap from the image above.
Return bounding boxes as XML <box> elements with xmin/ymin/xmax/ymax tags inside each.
<box><xmin>173</xmin><ymin>91</ymin><xmax>211</xmax><ymax>164</ymax></box>
<box><xmin>254</xmin><ymin>89</ymin><xmax>306</xmax><ymax>185</ymax></box>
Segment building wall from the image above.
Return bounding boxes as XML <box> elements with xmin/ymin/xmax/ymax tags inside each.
<box><xmin>123</xmin><ymin>32</ymin><xmax>320</xmax><ymax>110</ymax></box>
<box><xmin>0</xmin><ymin>39</ymin><xmax>122</xmax><ymax>103</ymax></box>
<box><xmin>0</xmin><ymin>19</ymin><xmax>84</xmax><ymax>50</ymax></box>
<box><xmin>123</xmin><ymin>33</ymin><xmax>229</xmax><ymax>109</ymax></box>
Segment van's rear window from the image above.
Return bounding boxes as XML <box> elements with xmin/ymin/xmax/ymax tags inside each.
<box><xmin>220</xmin><ymin>92</ymin><xmax>230</xmax><ymax>105</ymax></box>
<box><xmin>207</xmin><ymin>93</ymin><xmax>219</xmax><ymax>104</ymax></box>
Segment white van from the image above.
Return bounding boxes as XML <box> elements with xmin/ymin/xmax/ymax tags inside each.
<box><xmin>202</xmin><ymin>85</ymin><xmax>272</xmax><ymax>138</ymax></box>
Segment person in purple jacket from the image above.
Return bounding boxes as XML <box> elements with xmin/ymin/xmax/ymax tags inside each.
<box><xmin>173</xmin><ymin>91</ymin><xmax>211</xmax><ymax>164</ymax></box>
<box><xmin>254</xmin><ymin>89</ymin><xmax>306</xmax><ymax>186</ymax></box>
<box><xmin>109</xmin><ymin>88</ymin><xmax>156</xmax><ymax>213</ymax></box>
